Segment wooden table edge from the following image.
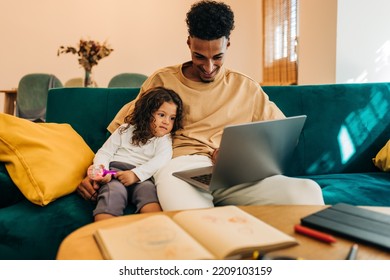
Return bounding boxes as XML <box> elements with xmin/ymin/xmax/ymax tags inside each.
<box><xmin>56</xmin><ymin>205</ymin><xmax>390</xmax><ymax>260</ymax></box>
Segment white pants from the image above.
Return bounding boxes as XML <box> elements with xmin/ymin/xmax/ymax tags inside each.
<box><xmin>154</xmin><ymin>155</ymin><xmax>325</xmax><ymax>211</ymax></box>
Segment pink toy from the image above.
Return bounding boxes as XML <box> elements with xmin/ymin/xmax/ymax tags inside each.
<box><xmin>87</xmin><ymin>165</ymin><xmax>117</xmax><ymax>180</ymax></box>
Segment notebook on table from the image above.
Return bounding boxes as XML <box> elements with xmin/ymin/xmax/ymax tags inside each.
<box><xmin>301</xmin><ymin>203</ymin><xmax>390</xmax><ymax>251</ymax></box>
<box><xmin>172</xmin><ymin>115</ymin><xmax>307</xmax><ymax>191</ymax></box>
<box><xmin>93</xmin><ymin>206</ymin><xmax>298</xmax><ymax>260</ymax></box>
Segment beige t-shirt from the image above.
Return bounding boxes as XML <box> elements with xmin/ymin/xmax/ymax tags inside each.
<box><xmin>108</xmin><ymin>62</ymin><xmax>285</xmax><ymax>158</ymax></box>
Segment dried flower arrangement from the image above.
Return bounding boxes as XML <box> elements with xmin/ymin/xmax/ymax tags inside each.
<box><xmin>57</xmin><ymin>39</ymin><xmax>114</xmax><ymax>86</ymax></box>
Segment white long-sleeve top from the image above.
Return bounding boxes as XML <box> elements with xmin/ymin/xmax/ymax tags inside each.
<box><xmin>93</xmin><ymin>124</ymin><xmax>173</xmax><ymax>182</ymax></box>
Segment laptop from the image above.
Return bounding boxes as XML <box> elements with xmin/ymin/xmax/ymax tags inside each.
<box><xmin>172</xmin><ymin>115</ymin><xmax>307</xmax><ymax>192</ymax></box>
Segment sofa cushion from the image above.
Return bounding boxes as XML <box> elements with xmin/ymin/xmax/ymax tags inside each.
<box><xmin>0</xmin><ymin>193</ymin><xmax>94</xmax><ymax>259</ymax></box>
<box><xmin>0</xmin><ymin>114</ymin><xmax>94</xmax><ymax>206</ymax></box>
<box><xmin>0</xmin><ymin>163</ymin><xmax>24</xmax><ymax>208</ymax></box>
<box><xmin>301</xmin><ymin>172</ymin><xmax>390</xmax><ymax>206</ymax></box>
<box><xmin>373</xmin><ymin>140</ymin><xmax>390</xmax><ymax>172</ymax></box>
<box><xmin>0</xmin><ymin>192</ymin><xmax>136</xmax><ymax>260</ymax></box>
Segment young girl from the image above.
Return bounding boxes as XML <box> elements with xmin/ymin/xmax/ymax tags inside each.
<box><xmin>88</xmin><ymin>87</ymin><xmax>183</xmax><ymax>221</ymax></box>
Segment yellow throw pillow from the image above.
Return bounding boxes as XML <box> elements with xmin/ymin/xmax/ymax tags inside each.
<box><xmin>372</xmin><ymin>140</ymin><xmax>390</xmax><ymax>172</ymax></box>
<box><xmin>0</xmin><ymin>113</ymin><xmax>94</xmax><ymax>206</ymax></box>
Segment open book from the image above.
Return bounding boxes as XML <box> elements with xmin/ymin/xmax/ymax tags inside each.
<box><xmin>94</xmin><ymin>206</ymin><xmax>298</xmax><ymax>260</ymax></box>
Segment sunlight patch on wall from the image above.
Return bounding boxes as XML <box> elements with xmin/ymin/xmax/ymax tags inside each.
<box><xmin>375</xmin><ymin>40</ymin><xmax>390</xmax><ymax>72</ymax></box>
<box><xmin>346</xmin><ymin>70</ymin><xmax>368</xmax><ymax>83</ymax></box>
<box><xmin>343</xmin><ymin>40</ymin><xmax>390</xmax><ymax>83</ymax></box>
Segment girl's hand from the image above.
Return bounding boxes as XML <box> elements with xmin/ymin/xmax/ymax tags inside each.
<box><xmin>115</xmin><ymin>170</ymin><xmax>140</xmax><ymax>186</ymax></box>
<box><xmin>87</xmin><ymin>164</ymin><xmax>105</xmax><ymax>181</ymax></box>
<box><xmin>86</xmin><ymin>164</ymin><xmax>113</xmax><ymax>185</ymax></box>
<box><xmin>99</xmin><ymin>174</ymin><xmax>112</xmax><ymax>184</ymax></box>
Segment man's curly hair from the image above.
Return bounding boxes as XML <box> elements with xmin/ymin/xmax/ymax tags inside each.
<box><xmin>120</xmin><ymin>87</ymin><xmax>184</xmax><ymax>146</ymax></box>
<box><xmin>186</xmin><ymin>0</ymin><xmax>235</xmax><ymax>40</ymax></box>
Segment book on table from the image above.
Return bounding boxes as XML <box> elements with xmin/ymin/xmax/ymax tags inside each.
<box><xmin>93</xmin><ymin>205</ymin><xmax>298</xmax><ymax>260</ymax></box>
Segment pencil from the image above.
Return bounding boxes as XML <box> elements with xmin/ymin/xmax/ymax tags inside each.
<box><xmin>346</xmin><ymin>244</ymin><xmax>359</xmax><ymax>260</ymax></box>
<box><xmin>294</xmin><ymin>224</ymin><xmax>337</xmax><ymax>243</ymax></box>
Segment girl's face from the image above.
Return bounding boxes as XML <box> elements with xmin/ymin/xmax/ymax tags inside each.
<box><xmin>151</xmin><ymin>101</ymin><xmax>178</xmax><ymax>137</ymax></box>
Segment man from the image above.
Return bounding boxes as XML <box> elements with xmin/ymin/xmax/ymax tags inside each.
<box><xmin>77</xmin><ymin>0</ymin><xmax>324</xmax><ymax>210</ymax></box>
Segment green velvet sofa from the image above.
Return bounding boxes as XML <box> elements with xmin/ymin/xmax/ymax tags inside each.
<box><xmin>0</xmin><ymin>83</ymin><xmax>389</xmax><ymax>260</ymax></box>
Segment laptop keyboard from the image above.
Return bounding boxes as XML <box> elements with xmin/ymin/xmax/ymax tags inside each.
<box><xmin>191</xmin><ymin>173</ymin><xmax>212</xmax><ymax>185</ymax></box>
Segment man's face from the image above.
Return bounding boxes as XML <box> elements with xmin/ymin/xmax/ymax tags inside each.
<box><xmin>187</xmin><ymin>36</ymin><xmax>230</xmax><ymax>82</ymax></box>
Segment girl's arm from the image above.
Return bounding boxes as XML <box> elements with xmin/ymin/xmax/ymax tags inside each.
<box><xmin>93</xmin><ymin>127</ymin><xmax>122</xmax><ymax>168</ymax></box>
<box><xmin>131</xmin><ymin>135</ymin><xmax>173</xmax><ymax>182</ymax></box>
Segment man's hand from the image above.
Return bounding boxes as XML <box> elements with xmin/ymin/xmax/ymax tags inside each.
<box><xmin>211</xmin><ymin>148</ymin><xmax>219</xmax><ymax>165</ymax></box>
<box><xmin>77</xmin><ymin>176</ymin><xmax>100</xmax><ymax>201</ymax></box>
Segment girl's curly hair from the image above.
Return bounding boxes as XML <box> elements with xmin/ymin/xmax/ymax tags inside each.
<box><xmin>186</xmin><ymin>0</ymin><xmax>235</xmax><ymax>40</ymax></box>
<box><xmin>120</xmin><ymin>87</ymin><xmax>184</xmax><ymax>146</ymax></box>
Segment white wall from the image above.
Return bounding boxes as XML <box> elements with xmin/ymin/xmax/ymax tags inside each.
<box><xmin>336</xmin><ymin>0</ymin><xmax>390</xmax><ymax>83</ymax></box>
<box><xmin>0</xmin><ymin>0</ymin><xmax>262</xmax><ymax>112</ymax></box>
<box><xmin>4</xmin><ymin>1</ymin><xmax>389</xmax><ymax>112</ymax></box>
<box><xmin>299</xmin><ymin>0</ymin><xmax>390</xmax><ymax>85</ymax></box>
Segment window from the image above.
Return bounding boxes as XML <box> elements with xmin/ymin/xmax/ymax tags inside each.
<box><xmin>262</xmin><ymin>0</ymin><xmax>298</xmax><ymax>85</ymax></box>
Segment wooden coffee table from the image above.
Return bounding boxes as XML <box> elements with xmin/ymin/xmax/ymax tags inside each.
<box><xmin>56</xmin><ymin>205</ymin><xmax>390</xmax><ymax>260</ymax></box>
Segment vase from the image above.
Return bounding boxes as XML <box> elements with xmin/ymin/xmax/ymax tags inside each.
<box><xmin>84</xmin><ymin>70</ymin><xmax>96</xmax><ymax>87</ymax></box>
